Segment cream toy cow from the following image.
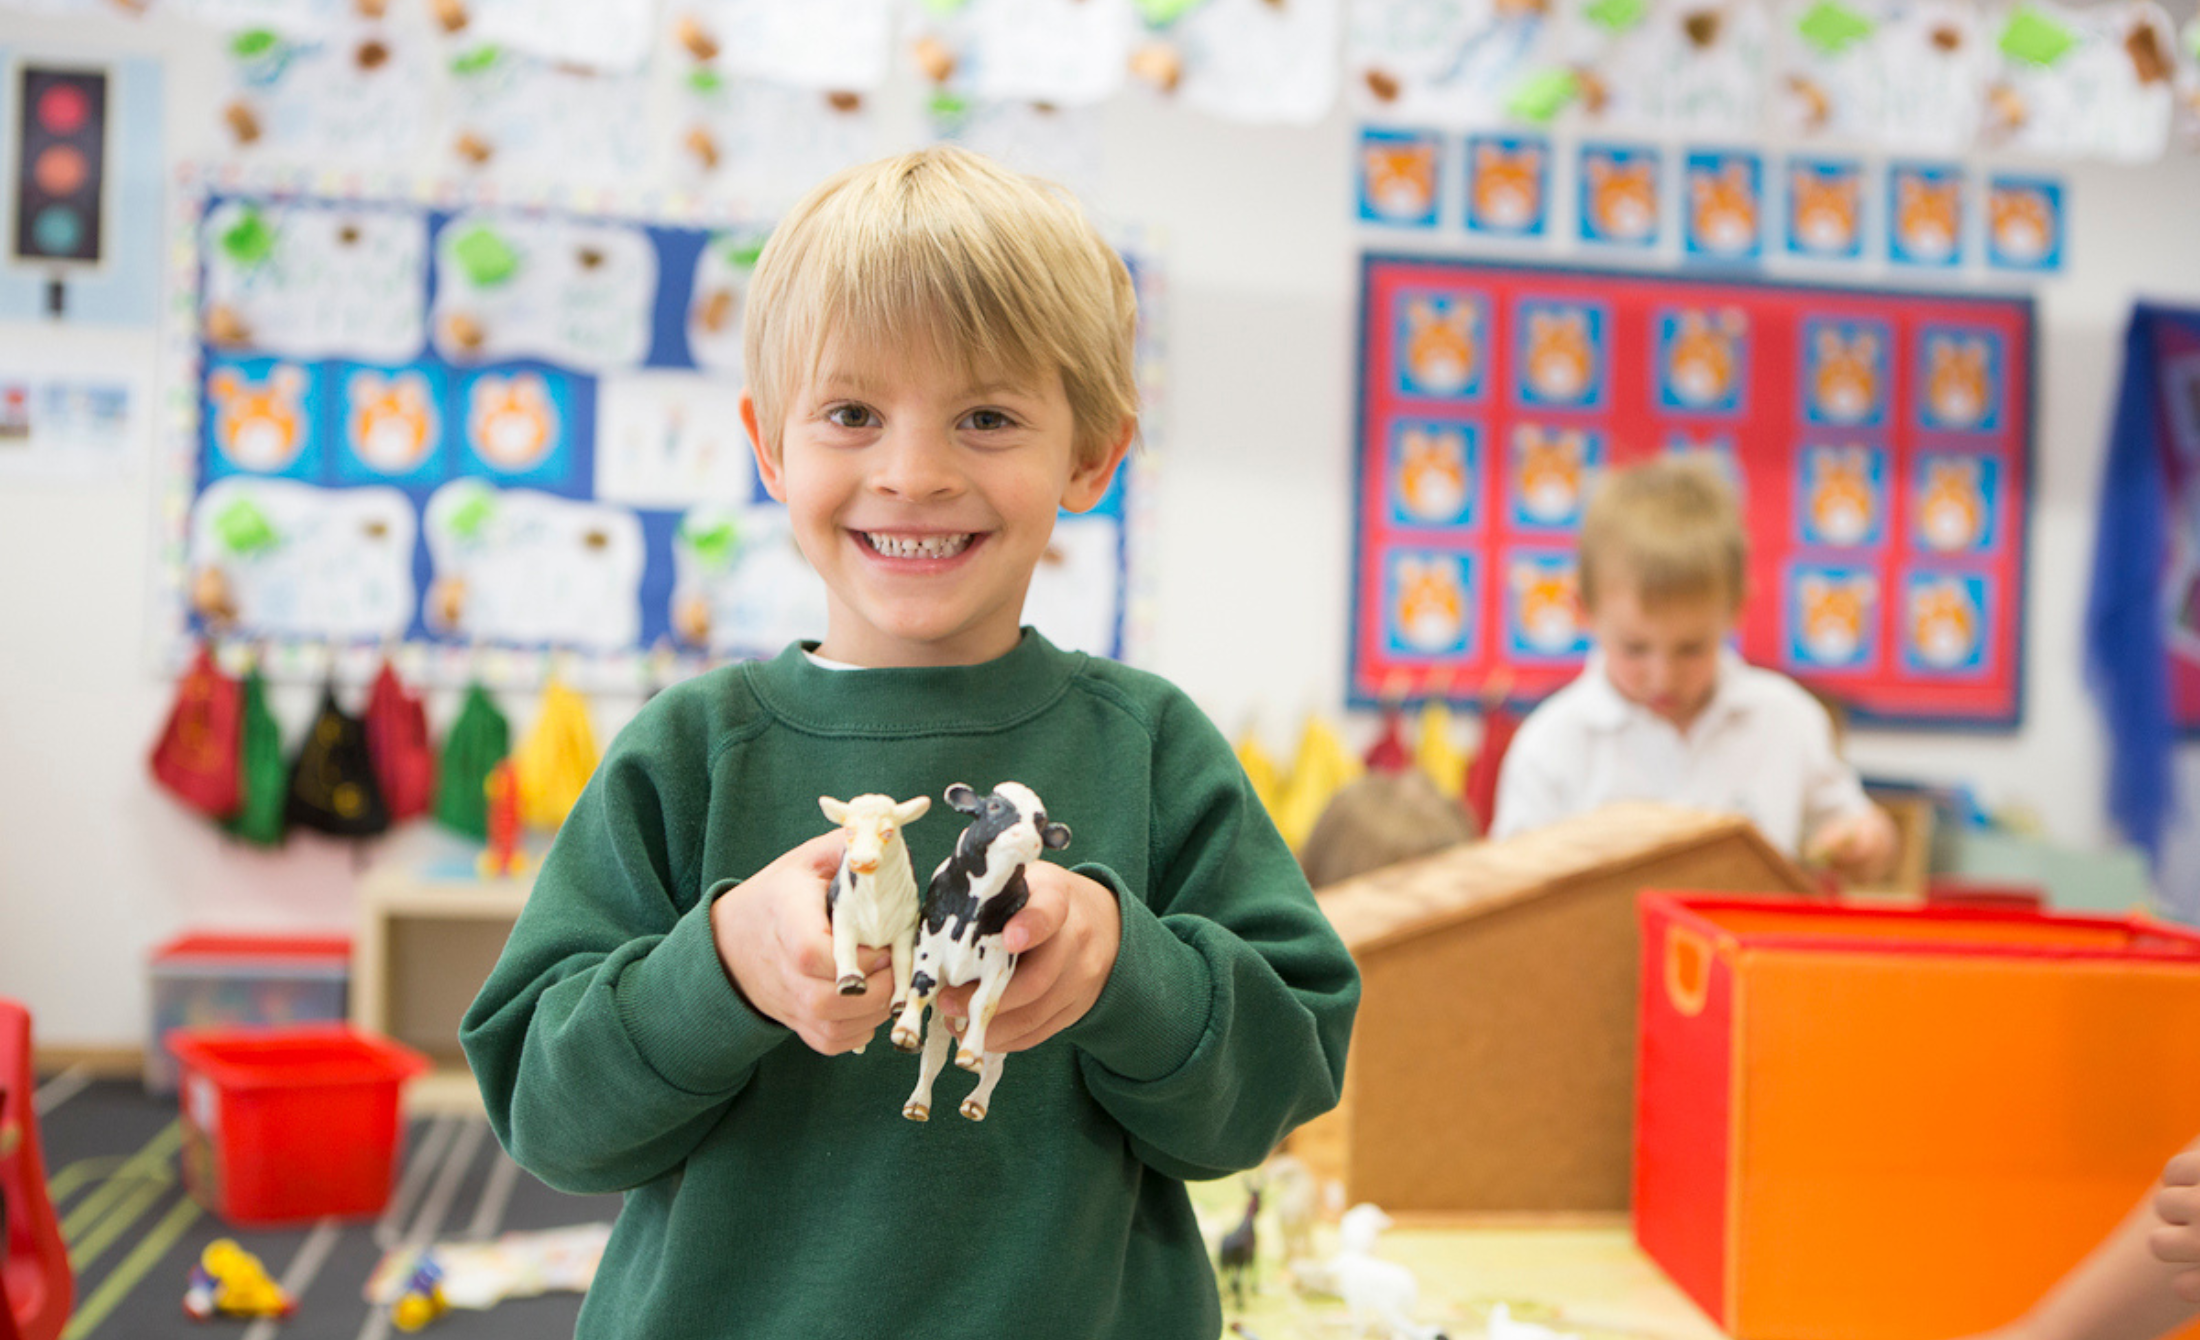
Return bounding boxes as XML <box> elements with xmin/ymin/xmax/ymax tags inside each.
<box><xmin>818</xmin><ymin>793</ymin><xmax>931</xmax><ymax>1055</ymax></box>
<box><xmin>891</xmin><ymin>782</ymin><xmax>1069</xmax><ymax>1123</ymax></box>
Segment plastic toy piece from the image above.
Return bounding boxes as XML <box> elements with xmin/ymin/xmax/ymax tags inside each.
<box><xmin>1217</xmin><ymin>1186</ymin><xmax>1261</xmax><ymax>1310</ymax></box>
<box><xmin>391</xmin><ymin>1255</ymin><xmax>449</xmax><ymax>1332</ymax></box>
<box><xmin>182</xmin><ymin>1239</ymin><xmax>295</xmax><ymax>1322</ymax></box>
<box><xmin>478</xmin><ymin>759</ymin><xmax>527</xmax><ymax>878</ymax></box>
<box><xmin>1327</xmin><ymin>1205</ymin><xmax>1448</xmax><ymax>1340</ymax></box>
<box><xmin>891</xmin><ymin>783</ymin><xmax>1069</xmax><ymax>1122</ymax></box>
<box><xmin>817</xmin><ymin>792</ymin><xmax>931</xmax><ymax>1055</ymax></box>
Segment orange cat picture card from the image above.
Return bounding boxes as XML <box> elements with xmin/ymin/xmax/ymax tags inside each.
<box><xmin>1682</xmin><ymin>149</ymin><xmax>1763</xmax><ymax>263</ymax></box>
<box><xmin>1577</xmin><ymin>143</ymin><xmax>1660</xmax><ymax>249</ymax></box>
<box><xmin>1984</xmin><ymin>175</ymin><xmax>2064</xmax><ymax>272</ymax></box>
<box><xmin>1887</xmin><ymin>162</ymin><xmax>1966</xmax><ymax>268</ymax></box>
<box><xmin>1464</xmin><ymin>133</ymin><xmax>1550</xmax><ymax>238</ymax></box>
<box><xmin>1358</xmin><ymin>126</ymin><xmax>1443</xmax><ymax>228</ymax></box>
<box><xmin>1784</xmin><ymin>157</ymin><xmax>1864</xmax><ymax>261</ymax></box>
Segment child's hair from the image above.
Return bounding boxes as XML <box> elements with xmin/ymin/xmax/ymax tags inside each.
<box><xmin>742</xmin><ymin>145</ymin><xmax>1139</xmax><ymax>469</ymax></box>
<box><xmin>1297</xmin><ymin>770</ymin><xmax>1478</xmax><ymax>890</ymax></box>
<box><xmin>1577</xmin><ymin>454</ymin><xmax>1746</xmax><ymax>612</ymax></box>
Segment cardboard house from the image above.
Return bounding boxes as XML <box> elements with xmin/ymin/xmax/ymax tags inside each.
<box><xmin>1298</xmin><ymin>801</ymin><xmax>1814</xmax><ymax>1217</ymax></box>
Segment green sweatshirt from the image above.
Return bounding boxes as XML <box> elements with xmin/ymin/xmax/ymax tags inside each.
<box><xmin>460</xmin><ymin>631</ymin><xmax>1359</xmax><ymax>1340</ymax></box>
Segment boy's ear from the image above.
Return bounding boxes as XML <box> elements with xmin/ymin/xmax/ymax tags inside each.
<box><xmin>1062</xmin><ymin>418</ymin><xmax>1136</xmax><ymax>514</ymax></box>
<box><xmin>740</xmin><ymin>388</ymin><xmax>786</xmax><ymax>502</ymax></box>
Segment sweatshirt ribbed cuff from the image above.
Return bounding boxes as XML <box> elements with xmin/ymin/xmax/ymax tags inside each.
<box><xmin>614</xmin><ymin>878</ymin><xmax>789</xmax><ymax>1094</ymax></box>
<box><xmin>1064</xmin><ymin>863</ymin><xmax>1213</xmax><ymax>1082</ymax></box>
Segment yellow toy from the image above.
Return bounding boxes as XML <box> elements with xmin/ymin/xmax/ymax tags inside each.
<box><xmin>182</xmin><ymin>1238</ymin><xmax>295</xmax><ymax>1321</ymax></box>
<box><xmin>392</xmin><ymin>1256</ymin><xmax>449</xmax><ymax>1331</ymax></box>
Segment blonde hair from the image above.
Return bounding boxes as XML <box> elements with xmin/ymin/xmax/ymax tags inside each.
<box><xmin>742</xmin><ymin>145</ymin><xmax>1139</xmax><ymax>469</ymax></box>
<box><xmin>1297</xmin><ymin>770</ymin><xmax>1478</xmax><ymax>890</ymax></box>
<box><xmin>1577</xmin><ymin>455</ymin><xmax>1746</xmax><ymax>613</ymax></box>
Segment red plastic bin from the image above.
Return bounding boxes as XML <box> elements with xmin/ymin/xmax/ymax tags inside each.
<box><xmin>169</xmin><ymin>1025</ymin><xmax>428</xmax><ymax>1226</ymax></box>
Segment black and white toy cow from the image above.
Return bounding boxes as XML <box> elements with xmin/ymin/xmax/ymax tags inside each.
<box><xmin>890</xmin><ymin>781</ymin><xmax>1070</xmax><ymax>1122</ymax></box>
<box><xmin>818</xmin><ymin>793</ymin><xmax>931</xmax><ymax>1054</ymax></box>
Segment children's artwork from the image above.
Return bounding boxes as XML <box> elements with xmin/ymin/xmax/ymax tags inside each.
<box><xmin>905</xmin><ymin>0</ymin><xmax>1135</xmax><ymax>106</ymax></box>
<box><xmin>1682</xmin><ymin>150</ymin><xmax>1763</xmax><ymax>262</ymax></box>
<box><xmin>430</xmin><ymin>212</ymin><xmax>656</xmax><ymax>372</ymax></box>
<box><xmin>187</xmin><ymin>477</ymin><xmax>418</xmax><ymax>641</ymax></box>
<box><xmin>1863</xmin><ymin>0</ymin><xmax>1991</xmax><ymax>151</ymax></box>
<box><xmin>1577</xmin><ymin>143</ymin><xmax>1660</xmax><ymax>248</ymax></box>
<box><xmin>929</xmin><ymin>97</ymin><xmax>1105</xmax><ymax>206</ymax></box>
<box><xmin>1985</xmin><ymin>175</ymin><xmax>2065</xmax><ymax>271</ymax></box>
<box><xmin>674</xmin><ymin>75</ymin><xmax>883</xmax><ymax>216</ymax></box>
<box><xmin>1355</xmin><ymin>255</ymin><xmax>2032</xmax><ymax>724</ymax></box>
<box><xmin>160</xmin><ymin>171</ymin><xmax>1157</xmax><ymax>687</ymax></box>
<box><xmin>1562</xmin><ymin>0</ymin><xmax>1771</xmax><ymax>138</ymax></box>
<box><xmin>1137</xmin><ymin>0</ymin><xmax>1341</xmax><ymax>125</ymax></box>
<box><xmin>442</xmin><ymin>45</ymin><xmax>651</xmax><ymax>186</ymax></box>
<box><xmin>215</xmin><ymin>18</ymin><xmax>434</xmax><ymax>168</ymax></box>
<box><xmin>202</xmin><ymin>200</ymin><xmax>427</xmax><ymax>365</ymax></box>
<box><xmin>0</xmin><ymin>359</ymin><xmax>141</xmax><ymax>482</ymax></box>
<box><xmin>1988</xmin><ymin>0</ymin><xmax>2175</xmax><ymax>162</ymax></box>
<box><xmin>1465</xmin><ymin>134</ymin><xmax>1551</xmax><ymax>237</ymax></box>
<box><xmin>1785</xmin><ymin>157</ymin><xmax>1866</xmax><ymax>260</ymax></box>
<box><xmin>469</xmin><ymin>0</ymin><xmax>657</xmax><ymax>74</ymax></box>
<box><xmin>1887</xmin><ymin>161</ymin><xmax>1965</xmax><ymax>267</ymax></box>
<box><xmin>687</xmin><ymin>0</ymin><xmax>893</xmax><ymax>91</ymax></box>
<box><xmin>1358</xmin><ymin>127</ymin><xmax>1443</xmax><ymax>227</ymax></box>
<box><xmin>1345</xmin><ymin>0</ymin><xmax>1556</xmax><ymax>128</ymax></box>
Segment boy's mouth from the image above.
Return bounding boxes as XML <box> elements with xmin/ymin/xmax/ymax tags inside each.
<box><xmin>859</xmin><ymin>531</ymin><xmax>975</xmax><ymax>560</ymax></box>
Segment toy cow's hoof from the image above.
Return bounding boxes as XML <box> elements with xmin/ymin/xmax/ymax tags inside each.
<box><xmin>959</xmin><ymin>1098</ymin><xmax>988</xmax><ymax>1121</ymax></box>
<box><xmin>902</xmin><ymin>1102</ymin><xmax>930</xmax><ymax>1122</ymax></box>
<box><xmin>837</xmin><ymin>974</ymin><xmax>866</xmax><ymax>995</ymax></box>
<box><xmin>891</xmin><ymin>1028</ymin><xmax>920</xmax><ymax>1053</ymax></box>
<box><xmin>954</xmin><ymin>1047</ymin><xmax>982</xmax><ymax>1073</ymax></box>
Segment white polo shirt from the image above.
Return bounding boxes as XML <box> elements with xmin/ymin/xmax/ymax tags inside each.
<box><xmin>1488</xmin><ymin>649</ymin><xmax>1872</xmax><ymax>858</ymax></box>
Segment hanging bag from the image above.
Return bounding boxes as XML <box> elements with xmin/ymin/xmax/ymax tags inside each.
<box><xmin>286</xmin><ymin>682</ymin><xmax>391</xmax><ymax>837</ymax></box>
<box><xmin>148</xmin><ymin>644</ymin><xmax>243</xmax><ymax>819</ymax></box>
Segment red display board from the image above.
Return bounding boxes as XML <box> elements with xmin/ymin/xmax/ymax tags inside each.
<box><xmin>1352</xmin><ymin>255</ymin><xmax>2032</xmax><ymax>727</ymax></box>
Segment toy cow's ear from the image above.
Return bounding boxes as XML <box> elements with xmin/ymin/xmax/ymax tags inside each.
<box><xmin>1041</xmin><ymin>821</ymin><xmax>1071</xmax><ymax>851</ymax></box>
<box><xmin>819</xmin><ymin>796</ymin><xmax>848</xmax><ymax>824</ymax></box>
<box><xmin>894</xmin><ymin>796</ymin><xmax>931</xmax><ymax>824</ymax></box>
<box><xmin>944</xmin><ymin>783</ymin><xmax>981</xmax><ymax>814</ymax></box>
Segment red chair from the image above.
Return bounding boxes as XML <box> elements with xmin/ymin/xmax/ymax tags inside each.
<box><xmin>0</xmin><ymin>999</ymin><xmax>71</xmax><ymax>1340</ymax></box>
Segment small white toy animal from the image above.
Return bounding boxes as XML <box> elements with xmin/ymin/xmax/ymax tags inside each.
<box><xmin>891</xmin><ymin>782</ymin><xmax>1069</xmax><ymax>1122</ymax></box>
<box><xmin>819</xmin><ymin>793</ymin><xmax>930</xmax><ymax>1054</ymax></box>
<box><xmin>1330</xmin><ymin>1204</ymin><xmax>1448</xmax><ymax>1340</ymax></box>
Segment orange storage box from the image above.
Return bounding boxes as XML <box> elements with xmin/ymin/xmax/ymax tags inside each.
<box><xmin>170</xmin><ymin>1025</ymin><xmax>428</xmax><ymax>1226</ymax></box>
<box><xmin>1635</xmin><ymin>892</ymin><xmax>2200</xmax><ymax>1340</ymax></box>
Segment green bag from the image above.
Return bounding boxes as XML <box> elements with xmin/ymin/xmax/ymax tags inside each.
<box><xmin>222</xmin><ymin>666</ymin><xmax>288</xmax><ymax>847</ymax></box>
<box><xmin>436</xmin><ymin>682</ymin><xmax>510</xmax><ymax>840</ymax></box>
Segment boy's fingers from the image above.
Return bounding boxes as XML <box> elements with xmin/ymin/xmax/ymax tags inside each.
<box><xmin>1001</xmin><ymin>898</ymin><xmax>1066</xmax><ymax>956</ymax></box>
<box><xmin>2151</xmin><ymin>1223</ymin><xmax>2200</xmax><ymax>1264</ymax></box>
<box><xmin>2160</xmin><ymin>1182</ymin><xmax>2200</xmax><ymax>1228</ymax></box>
<box><xmin>2166</xmin><ymin>1151</ymin><xmax>2200</xmax><ymax>1189</ymax></box>
<box><xmin>2176</xmin><ymin>1268</ymin><xmax>2200</xmax><ymax>1304</ymax></box>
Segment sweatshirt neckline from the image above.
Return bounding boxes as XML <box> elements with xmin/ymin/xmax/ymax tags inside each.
<box><xmin>745</xmin><ymin>628</ymin><xmax>1081</xmax><ymax>737</ymax></box>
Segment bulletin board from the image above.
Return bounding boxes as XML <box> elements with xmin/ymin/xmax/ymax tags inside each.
<box><xmin>156</xmin><ymin>165</ymin><xmax>1160</xmax><ymax>689</ymax></box>
<box><xmin>1351</xmin><ymin>254</ymin><xmax>2033</xmax><ymax>728</ymax></box>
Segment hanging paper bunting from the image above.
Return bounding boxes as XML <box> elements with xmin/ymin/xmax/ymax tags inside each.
<box><xmin>287</xmin><ymin>682</ymin><xmax>391</xmax><ymax>837</ymax></box>
<box><xmin>1273</xmin><ymin>714</ymin><xmax>1364</xmax><ymax>851</ymax></box>
<box><xmin>363</xmin><ymin>660</ymin><xmax>436</xmax><ymax>823</ymax></box>
<box><xmin>513</xmin><ymin>676</ymin><xmax>599</xmax><ymax>830</ymax></box>
<box><xmin>148</xmin><ymin>644</ymin><xmax>244</xmax><ymax>820</ymax></box>
<box><xmin>436</xmin><ymin>681</ymin><xmax>511</xmax><ymax>840</ymax></box>
<box><xmin>223</xmin><ymin>662</ymin><xmax>289</xmax><ymax>847</ymax></box>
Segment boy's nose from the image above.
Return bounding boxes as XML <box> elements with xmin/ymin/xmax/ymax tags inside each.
<box><xmin>869</xmin><ymin>428</ymin><xmax>962</xmax><ymax>500</ymax></box>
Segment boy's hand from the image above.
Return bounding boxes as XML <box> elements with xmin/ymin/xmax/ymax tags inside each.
<box><xmin>1805</xmin><ymin>806</ymin><xmax>1899</xmax><ymax>884</ymax></box>
<box><xmin>710</xmin><ymin>831</ymin><xmax>897</xmax><ymax>1056</ymax></box>
<box><xmin>2152</xmin><ymin>1147</ymin><xmax>2200</xmax><ymax>1301</ymax></box>
<box><xmin>937</xmin><ymin>863</ymin><xmax>1121</xmax><ymax>1055</ymax></box>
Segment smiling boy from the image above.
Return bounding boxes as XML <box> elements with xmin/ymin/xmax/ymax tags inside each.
<box><xmin>1490</xmin><ymin>455</ymin><xmax>1896</xmax><ymax>879</ymax></box>
<box><xmin>460</xmin><ymin>147</ymin><xmax>1358</xmax><ymax>1340</ymax></box>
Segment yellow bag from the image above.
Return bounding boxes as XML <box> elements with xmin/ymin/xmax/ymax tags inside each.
<box><xmin>1415</xmin><ymin>700</ymin><xmax>1468</xmax><ymax>801</ymax></box>
<box><xmin>1235</xmin><ymin>729</ymin><xmax>1283</xmax><ymax>823</ymax></box>
<box><xmin>1274</xmin><ymin>714</ymin><xmax>1363</xmax><ymax>852</ymax></box>
<box><xmin>513</xmin><ymin>677</ymin><xmax>599</xmax><ymax>830</ymax></box>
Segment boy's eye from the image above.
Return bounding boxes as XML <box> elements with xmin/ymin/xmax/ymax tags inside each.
<box><xmin>963</xmin><ymin>408</ymin><xmax>1015</xmax><ymax>431</ymax></box>
<box><xmin>825</xmin><ymin>404</ymin><xmax>876</xmax><ymax>429</ymax></box>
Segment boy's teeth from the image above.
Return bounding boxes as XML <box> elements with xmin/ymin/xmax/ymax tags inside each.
<box><xmin>865</xmin><ymin>532</ymin><xmax>972</xmax><ymax>559</ymax></box>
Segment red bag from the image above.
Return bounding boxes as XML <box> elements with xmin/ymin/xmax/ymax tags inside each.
<box><xmin>148</xmin><ymin>644</ymin><xmax>242</xmax><ymax>818</ymax></box>
<box><xmin>363</xmin><ymin>660</ymin><xmax>437</xmax><ymax>824</ymax></box>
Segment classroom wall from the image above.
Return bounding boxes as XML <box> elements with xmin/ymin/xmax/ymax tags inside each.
<box><xmin>2</xmin><ymin>6</ymin><xmax>2193</xmax><ymax>1048</ymax></box>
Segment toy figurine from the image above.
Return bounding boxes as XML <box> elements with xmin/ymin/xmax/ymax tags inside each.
<box><xmin>891</xmin><ymin>782</ymin><xmax>1069</xmax><ymax>1122</ymax></box>
<box><xmin>391</xmin><ymin>1254</ymin><xmax>449</xmax><ymax>1332</ymax></box>
<box><xmin>817</xmin><ymin>792</ymin><xmax>931</xmax><ymax>1054</ymax></box>
<box><xmin>183</xmin><ymin>1239</ymin><xmax>295</xmax><ymax>1321</ymax></box>
<box><xmin>479</xmin><ymin>759</ymin><xmax>527</xmax><ymax>878</ymax></box>
<box><xmin>1217</xmin><ymin>1185</ymin><xmax>1261</xmax><ymax>1310</ymax></box>
<box><xmin>1328</xmin><ymin>1205</ymin><xmax>1448</xmax><ymax>1340</ymax></box>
